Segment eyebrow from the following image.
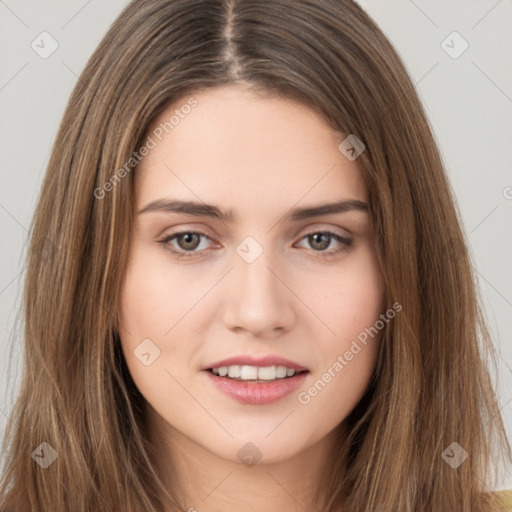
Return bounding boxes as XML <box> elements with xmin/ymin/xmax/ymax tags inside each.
<box><xmin>138</xmin><ymin>198</ymin><xmax>368</xmax><ymax>222</ymax></box>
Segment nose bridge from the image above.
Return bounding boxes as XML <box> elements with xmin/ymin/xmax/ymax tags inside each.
<box><xmin>234</xmin><ymin>233</ymin><xmax>282</xmax><ymax>301</ymax></box>
<box><xmin>222</xmin><ymin>234</ymin><xmax>294</xmax><ymax>334</ymax></box>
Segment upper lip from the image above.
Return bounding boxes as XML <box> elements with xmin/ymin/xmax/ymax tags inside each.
<box><xmin>204</xmin><ymin>355</ymin><xmax>309</xmax><ymax>372</ymax></box>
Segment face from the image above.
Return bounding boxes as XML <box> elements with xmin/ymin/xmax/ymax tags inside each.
<box><xmin>119</xmin><ymin>84</ymin><xmax>385</xmax><ymax>466</ymax></box>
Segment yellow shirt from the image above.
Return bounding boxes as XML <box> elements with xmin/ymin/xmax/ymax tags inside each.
<box><xmin>497</xmin><ymin>490</ymin><xmax>512</xmax><ymax>510</ymax></box>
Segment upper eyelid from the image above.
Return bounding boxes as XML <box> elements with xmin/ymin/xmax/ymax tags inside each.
<box><xmin>160</xmin><ymin>222</ymin><xmax>352</xmax><ymax>239</ymax></box>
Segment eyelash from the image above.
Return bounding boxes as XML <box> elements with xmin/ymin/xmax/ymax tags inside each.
<box><xmin>158</xmin><ymin>229</ymin><xmax>352</xmax><ymax>259</ymax></box>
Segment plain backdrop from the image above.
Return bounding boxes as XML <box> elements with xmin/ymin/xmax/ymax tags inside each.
<box><xmin>1</xmin><ymin>0</ymin><xmax>511</xmax><ymax>490</ymax></box>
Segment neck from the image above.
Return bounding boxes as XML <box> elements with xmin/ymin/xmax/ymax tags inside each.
<box><xmin>146</xmin><ymin>409</ymin><xmax>347</xmax><ymax>512</ymax></box>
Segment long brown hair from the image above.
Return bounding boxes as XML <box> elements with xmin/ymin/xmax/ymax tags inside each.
<box><xmin>1</xmin><ymin>0</ymin><xmax>510</xmax><ymax>510</ymax></box>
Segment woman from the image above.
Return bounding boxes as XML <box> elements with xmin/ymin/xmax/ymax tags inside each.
<box><xmin>0</xmin><ymin>0</ymin><xmax>510</xmax><ymax>510</ymax></box>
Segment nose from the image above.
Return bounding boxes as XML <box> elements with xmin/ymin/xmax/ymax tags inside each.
<box><xmin>221</xmin><ymin>245</ymin><xmax>296</xmax><ymax>338</ymax></box>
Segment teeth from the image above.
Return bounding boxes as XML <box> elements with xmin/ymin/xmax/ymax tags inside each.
<box><xmin>240</xmin><ymin>365</ymin><xmax>258</xmax><ymax>380</ymax></box>
<box><xmin>227</xmin><ymin>365</ymin><xmax>241</xmax><ymax>378</ymax></box>
<box><xmin>211</xmin><ymin>365</ymin><xmax>298</xmax><ymax>380</ymax></box>
<box><xmin>257</xmin><ymin>366</ymin><xmax>278</xmax><ymax>380</ymax></box>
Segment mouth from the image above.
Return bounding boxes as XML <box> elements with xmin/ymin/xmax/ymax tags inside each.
<box><xmin>206</xmin><ymin>365</ymin><xmax>309</xmax><ymax>382</ymax></box>
<box><xmin>203</xmin><ymin>365</ymin><xmax>310</xmax><ymax>405</ymax></box>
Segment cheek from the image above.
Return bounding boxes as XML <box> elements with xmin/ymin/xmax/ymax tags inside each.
<box><xmin>296</xmin><ymin>248</ymin><xmax>384</xmax><ymax>416</ymax></box>
<box><xmin>118</xmin><ymin>249</ymin><xmax>189</xmax><ymax>405</ymax></box>
<box><xmin>117</xmin><ymin>255</ymin><xmax>181</xmax><ymax>404</ymax></box>
<box><xmin>335</xmin><ymin>262</ymin><xmax>384</xmax><ymax>334</ymax></box>
<box><xmin>119</xmin><ymin>246</ymin><xmax>194</xmax><ymax>343</ymax></box>
<box><xmin>307</xmin><ymin>245</ymin><xmax>385</xmax><ymax>340</ymax></box>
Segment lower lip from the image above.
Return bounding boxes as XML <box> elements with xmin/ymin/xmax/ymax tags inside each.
<box><xmin>204</xmin><ymin>370</ymin><xmax>309</xmax><ymax>405</ymax></box>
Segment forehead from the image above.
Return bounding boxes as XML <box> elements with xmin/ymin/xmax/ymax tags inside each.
<box><xmin>135</xmin><ymin>85</ymin><xmax>367</xmax><ymax>211</ymax></box>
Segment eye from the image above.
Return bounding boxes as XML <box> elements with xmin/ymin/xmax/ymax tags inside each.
<box><xmin>158</xmin><ymin>229</ymin><xmax>352</xmax><ymax>259</ymax></box>
<box><xmin>158</xmin><ymin>230</ymin><xmax>214</xmax><ymax>258</ymax></box>
<box><xmin>295</xmin><ymin>230</ymin><xmax>352</xmax><ymax>257</ymax></box>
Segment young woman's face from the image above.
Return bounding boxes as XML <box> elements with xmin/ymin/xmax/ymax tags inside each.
<box><xmin>119</xmin><ymin>84</ymin><xmax>385</xmax><ymax>465</ymax></box>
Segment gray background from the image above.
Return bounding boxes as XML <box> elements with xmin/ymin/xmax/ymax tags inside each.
<box><xmin>1</xmin><ymin>0</ymin><xmax>511</xmax><ymax>489</ymax></box>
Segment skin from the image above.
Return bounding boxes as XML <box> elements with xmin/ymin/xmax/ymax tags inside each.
<box><xmin>119</xmin><ymin>84</ymin><xmax>385</xmax><ymax>512</ymax></box>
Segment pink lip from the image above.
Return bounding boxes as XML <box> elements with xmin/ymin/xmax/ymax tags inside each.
<box><xmin>203</xmin><ymin>355</ymin><xmax>309</xmax><ymax>372</ymax></box>
<box><xmin>204</xmin><ymin>370</ymin><xmax>309</xmax><ymax>405</ymax></box>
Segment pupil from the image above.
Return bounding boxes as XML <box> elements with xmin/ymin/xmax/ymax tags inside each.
<box><xmin>311</xmin><ymin>233</ymin><xmax>329</xmax><ymax>250</ymax></box>
<box><xmin>180</xmin><ymin>233</ymin><xmax>199</xmax><ymax>250</ymax></box>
